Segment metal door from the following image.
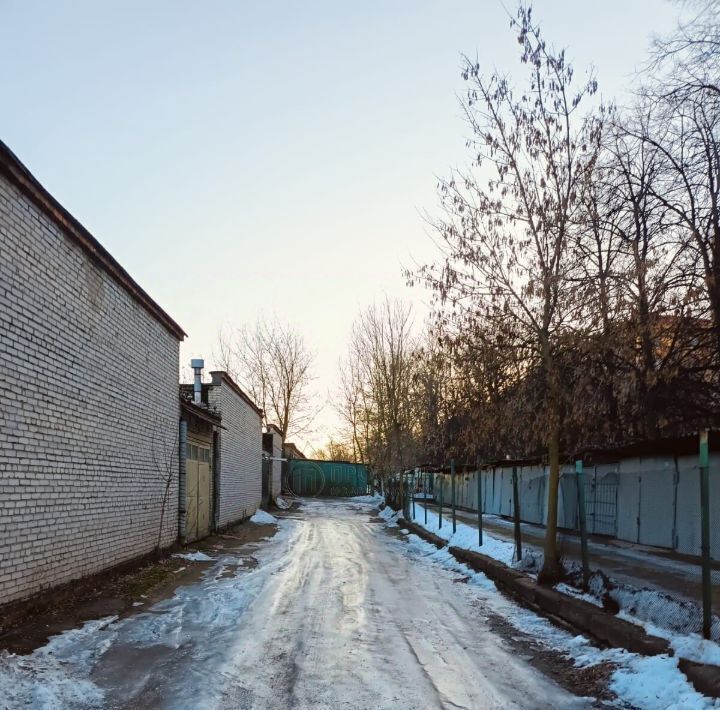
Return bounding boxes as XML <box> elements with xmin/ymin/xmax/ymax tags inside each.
<box><xmin>186</xmin><ymin>439</ymin><xmax>211</xmax><ymax>542</ymax></box>
<box><xmin>186</xmin><ymin>447</ymin><xmax>199</xmax><ymax>542</ymax></box>
<box><xmin>198</xmin><ymin>452</ymin><xmax>211</xmax><ymax>538</ymax></box>
<box><xmin>585</xmin><ymin>469</ymin><xmax>618</xmax><ymax>536</ymax></box>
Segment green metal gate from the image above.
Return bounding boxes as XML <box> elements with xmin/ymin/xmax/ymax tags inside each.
<box><xmin>286</xmin><ymin>459</ymin><xmax>369</xmax><ymax>497</ymax></box>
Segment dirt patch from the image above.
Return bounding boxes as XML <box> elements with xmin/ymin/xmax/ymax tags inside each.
<box><xmin>0</xmin><ymin>519</ymin><xmax>278</xmax><ymax>655</ymax></box>
<box><xmin>481</xmin><ymin>602</ymin><xmax>617</xmax><ymax>706</ymax></box>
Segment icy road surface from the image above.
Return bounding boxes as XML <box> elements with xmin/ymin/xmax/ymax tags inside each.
<box><xmin>1</xmin><ymin>499</ymin><xmax>589</xmax><ymax>709</ymax></box>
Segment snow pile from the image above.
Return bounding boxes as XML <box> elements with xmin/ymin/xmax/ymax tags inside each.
<box><xmin>610</xmin><ymin>653</ymin><xmax>716</xmax><ymax>709</ymax></box>
<box><xmin>174</xmin><ymin>551</ymin><xmax>214</xmax><ymax>562</ymax></box>
<box><xmin>274</xmin><ymin>496</ymin><xmax>291</xmax><ymax>509</ymax></box>
<box><xmin>0</xmin><ymin>617</ymin><xmax>116</xmax><ymax>709</ymax></box>
<box><xmin>379</xmin><ymin>505</ymin><xmax>401</xmax><ymax>528</ymax></box>
<box><xmin>250</xmin><ymin>509</ymin><xmax>277</xmax><ymax>525</ymax></box>
<box><xmin>554</xmin><ymin>582</ymin><xmax>603</xmax><ymax>608</ymax></box>
<box><xmin>668</xmin><ymin>633</ymin><xmax>720</xmax><ymax>666</ymax></box>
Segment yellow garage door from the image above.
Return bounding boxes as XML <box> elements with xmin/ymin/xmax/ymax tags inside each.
<box><xmin>186</xmin><ymin>439</ymin><xmax>212</xmax><ymax>542</ymax></box>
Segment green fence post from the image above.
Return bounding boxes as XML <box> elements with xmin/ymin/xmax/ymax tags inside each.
<box><xmin>451</xmin><ymin>459</ymin><xmax>457</xmax><ymax>534</ymax></box>
<box><xmin>412</xmin><ymin>469</ymin><xmax>416</xmax><ymax>520</ymax></box>
<box><xmin>700</xmin><ymin>430</ymin><xmax>712</xmax><ymax>640</ymax></box>
<box><xmin>439</xmin><ymin>475</ymin><xmax>443</xmax><ymax>530</ymax></box>
<box><xmin>512</xmin><ymin>465</ymin><xmax>522</xmax><ymax>562</ymax></box>
<box><xmin>423</xmin><ymin>471</ymin><xmax>428</xmax><ymax>525</ymax></box>
<box><xmin>477</xmin><ymin>457</ymin><xmax>483</xmax><ymax>547</ymax></box>
<box><xmin>404</xmin><ymin>472</ymin><xmax>411</xmax><ymax>519</ymax></box>
<box><xmin>576</xmin><ymin>459</ymin><xmax>590</xmax><ymax>590</ymax></box>
<box><xmin>403</xmin><ymin>473</ymin><xmax>409</xmax><ymax>520</ymax></box>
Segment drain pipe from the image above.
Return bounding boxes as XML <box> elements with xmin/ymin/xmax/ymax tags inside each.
<box><xmin>178</xmin><ymin>418</ymin><xmax>188</xmax><ymax>543</ymax></box>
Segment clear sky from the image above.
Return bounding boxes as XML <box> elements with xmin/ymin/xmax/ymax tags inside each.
<box><xmin>1</xmin><ymin>1</ymin><xmax>682</xmax><ymax>450</ymax></box>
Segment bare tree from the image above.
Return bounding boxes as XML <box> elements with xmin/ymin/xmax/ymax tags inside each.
<box><xmin>337</xmin><ymin>354</ymin><xmax>371</xmax><ymax>464</ymax></box>
<box><xmin>213</xmin><ymin>324</ymin><xmax>242</xmax><ymax>382</ymax></box>
<box><xmin>413</xmin><ymin>5</ymin><xmax>602</xmax><ymax>583</ymax></box>
<box><xmin>632</xmin><ymin>93</ymin><xmax>720</xmax><ymax>358</ymax></box>
<box><xmin>336</xmin><ymin>299</ymin><xmax>417</xmax><ymax>479</ymax></box>
<box><xmin>312</xmin><ymin>439</ymin><xmax>355</xmax><ymax>461</ymax></box>
<box><xmin>151</xmin><ymin>413</ymin><xmax>178</xmax><ymax>557</ymax></box>
<box><xmin>215</xmin><ymin>317</ymin><xmax>316</xmax><ymax>440</ymax></box>
<box><xmin>649</xmin><ymin>1</ymin><xmax>720</xmax><ymax>99</ymax></box>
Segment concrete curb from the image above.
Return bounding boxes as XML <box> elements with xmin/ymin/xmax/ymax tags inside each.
<box><xmin>399</xmin><ymin>517</ymin><xmax>720</xmax><ymax>698</ymax></box>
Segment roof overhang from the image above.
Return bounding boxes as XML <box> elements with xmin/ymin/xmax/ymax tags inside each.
<box><xmin>0</xmin><ymin>140</ymin><xmax>186</xmax><ymax>341</ymax></box>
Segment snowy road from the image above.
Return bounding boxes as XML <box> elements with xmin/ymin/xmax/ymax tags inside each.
<box><xmin>214</xmin><ymin>499</ymin><xmax>585</xmax><ymax>710</ymax></box>
<box><xmin>2</xmin><ymin>499</ymin><xmax>592</xmax><ymax>709</ymax></box>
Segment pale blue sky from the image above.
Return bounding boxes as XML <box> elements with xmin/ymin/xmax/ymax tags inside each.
<box><xmin>1</xmin><ymin>1</ymin><xmax>682</xmax><ymax>449</ymax></box>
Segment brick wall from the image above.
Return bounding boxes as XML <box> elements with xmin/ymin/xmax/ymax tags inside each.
<box><xmin>208</xmin><ymin>373</ymin><xmax>262</xmax><ymax>527</ymax></box>
<box><xmin>0</xmin><ymin>173</ymin><xmax>181</xmax><ymax>606</ymax></box>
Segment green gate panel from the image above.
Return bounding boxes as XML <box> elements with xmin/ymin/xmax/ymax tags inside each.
<box><xmin>286</xmin><ymin>459</ymin><xmax>369</xmax><ymax>497</ymax></box>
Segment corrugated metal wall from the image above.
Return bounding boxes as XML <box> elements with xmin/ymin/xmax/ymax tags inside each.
<box><xmin>427</xmin><ymin>452</ymin><xmax>720</xmax><ymax>559</ymax></box>
<box><xmin>287</xmin><ymin>459</ymin><xmax>369</xmax><ymax>497</ymax></box>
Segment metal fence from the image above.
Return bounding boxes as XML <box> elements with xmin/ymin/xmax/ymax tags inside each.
<box><xmin>392</xmin><ymin>432</ymin><xmax>720</xmax><ymax>642</ymax></box>
<box><xmin>284</xmin><ymin>458</ymin><xmax>370</xmax><ymax>497</ymax></box>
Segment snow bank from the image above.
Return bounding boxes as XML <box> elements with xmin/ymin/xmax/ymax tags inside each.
<box><xmin>275</xmin><ymin>496</ymin><xmax>291</xmax><ymax>510</ymax></box>
<box><xmin>250</xmin><ymin>509</ymin><xmax>277</xmax><ymax>525</ymax></box>
<box><xmin>174</xmin><ymin>551</ymin><xmax>214</xmax><ymax>562</ymax></box>
<box><xmin>412</xmin><ymin>505</ymin><xmax>518</xmax><ymax>566</ymax></box>
<box><xmin>417</xmin><ymin>504</ymin><xmax>720</xmax><ymax>666</ymax></box>
<box><xmin>386</xmin><ymin>508</ymin><xmax>719</xmax><ymax>709</ymax></box>
<box><xmin>348</xmin><ymin>493</ymin><xmax>384</xmax><ymax>505</ymax></box>
<box><xmin>570</xmin><ymin>564</ymin><xmax>720</xmax><ymax>664</ymax></box>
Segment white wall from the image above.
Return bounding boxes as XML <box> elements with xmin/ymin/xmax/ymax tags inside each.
<box><xmin>208</xmin><ymin>373</ymin><xmax>262</xmax><ymax>527</ymax></box>
<box><xmin>0</xmin><ymin>172</ymin><xmax>181</xmax><ymax>606</ymax></box>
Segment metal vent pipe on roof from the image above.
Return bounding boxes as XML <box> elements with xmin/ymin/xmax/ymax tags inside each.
<box><xmin>191</xmin><ymin>358</ymin><xmax>204</xmax><ymax>404</ymax></box>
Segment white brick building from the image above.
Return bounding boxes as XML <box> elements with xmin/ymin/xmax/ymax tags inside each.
<box><xmin>0</xmin><ymin>141</ymin><xmax>185</xmax><ymax>606</ymax></box>
<box><xmin>206</xmin><ymin>371</ymin><xmax>263</xmax><ymax>528</ymax></box>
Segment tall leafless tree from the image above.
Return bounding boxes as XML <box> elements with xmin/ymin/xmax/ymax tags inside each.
<box><xmin>151</xmin><ymin>413</ymin><xmax>178</xmax><ymax>557</ymax></box>
<box><xmin>214</xmin><ymin>317</ymin><xmax>316</xmax><ymax>440</ymax></box>
<box><xmin>336</xmin><ymin>299</ymin><xmax>417</xmax><ymax>479</ymax></box>
<box><xmin>413</xmin><ymin>5</ymin><xmax>602</xmax><ymax>583</ymax></box>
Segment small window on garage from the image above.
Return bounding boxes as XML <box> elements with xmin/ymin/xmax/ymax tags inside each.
<box><xmin>191</xmin><ymin>445</ymin><xmax>198</xmax><ymax>460</ymax></box>
<box><xmin>186</xmin><ymin>443</ymin><xmax>192</xmax><ymax>459</ymax></box>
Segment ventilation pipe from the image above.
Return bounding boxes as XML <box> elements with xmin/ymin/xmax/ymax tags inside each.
<box><xmin>191</xmin><ymin>358</ymin><xmax>204</xmax><ymax>404</ymax></box>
